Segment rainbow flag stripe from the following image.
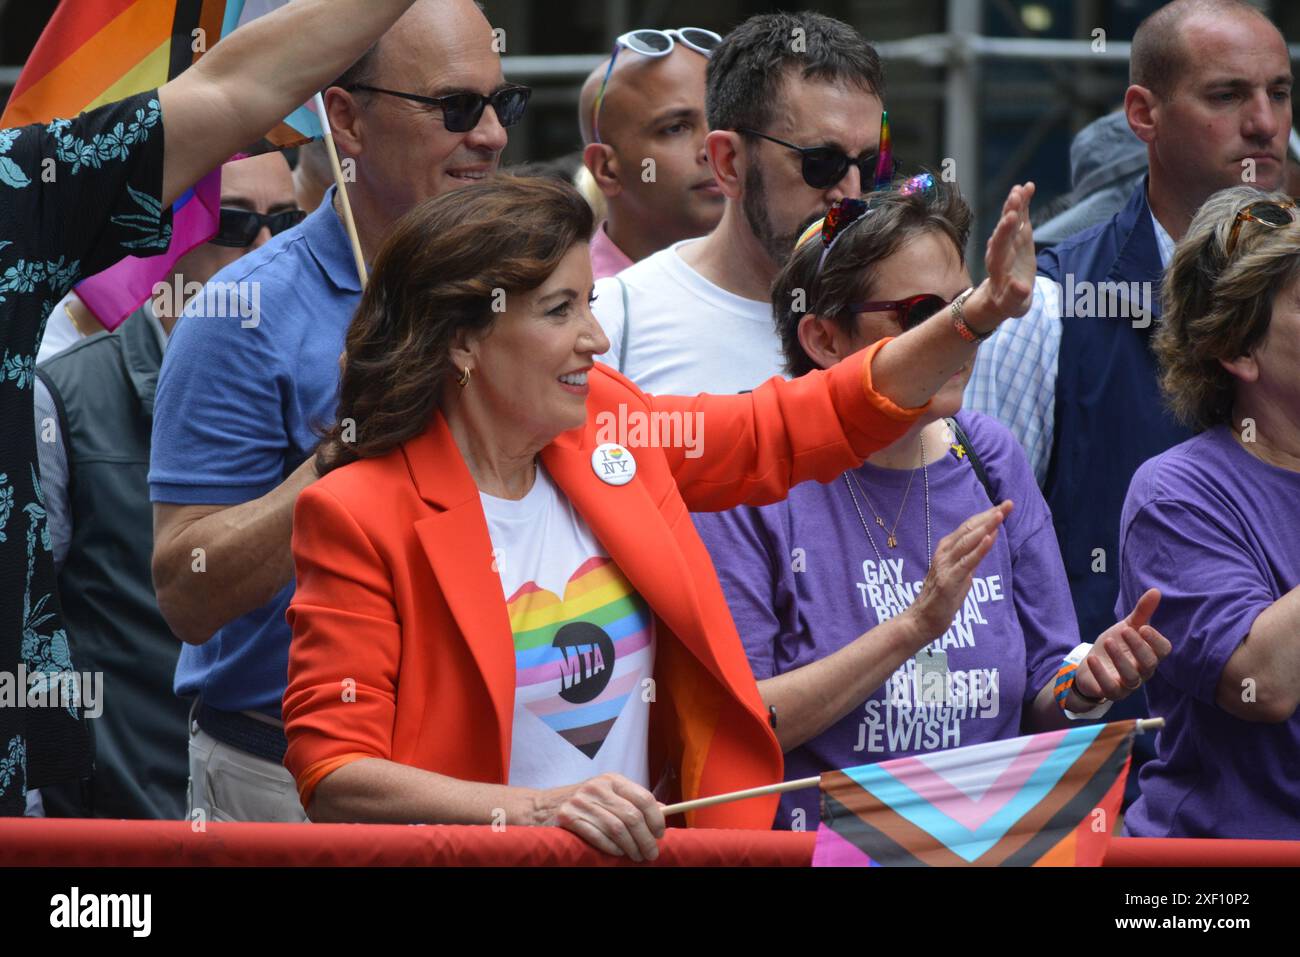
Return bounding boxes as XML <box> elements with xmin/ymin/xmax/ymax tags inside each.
<box><xmin>813</xmin><ymin>721</ymin><xmax>1136</xmax><ymax>867</ymax></box>
<box><xmin>5</xmin><ymin>0</ymin><xmax>191</xmax><ymax>126</ymax></box>
<box><xmin>3</xmin><ymin>0</ymin><xmax>318</xmax><ymax>149</ymax></box>
<box><xmin>2</xmin><ymin>1</ymin><xmax>323</xmax><ymax>331</ymax></box>
<box><xmin>507</xmin><ymin>557</ymin><xmax>652</xmax><ymax>759</ymax></box>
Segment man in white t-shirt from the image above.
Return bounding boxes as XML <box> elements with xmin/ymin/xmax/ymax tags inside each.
<box><xmin>593</xmin><ymin>11</ymin><xmax>888</xmax><ymax>396</ymax></box>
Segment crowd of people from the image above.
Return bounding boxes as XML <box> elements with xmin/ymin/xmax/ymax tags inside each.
<box><xmin>0</xmin><ymin>0</ymin><xmax>1296</xmax><ymax>857</ymax></box>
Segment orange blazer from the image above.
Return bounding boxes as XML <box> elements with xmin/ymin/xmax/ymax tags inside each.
<box><xmin>284</xmin><ymin>340</ymin><xmax>925</xmax><ymax>827</ymax></box>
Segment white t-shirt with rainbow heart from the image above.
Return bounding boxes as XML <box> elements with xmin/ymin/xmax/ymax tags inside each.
<box><xmin>480</xmin><ymin>464</ymin><xmax>655</xmax><ymax>790</ymax></box>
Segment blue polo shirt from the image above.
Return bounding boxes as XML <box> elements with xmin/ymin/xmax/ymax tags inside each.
<box><xmin>150</xmin><ymin>188</ymin><xmax>362</xmax><ymax>717</ymax></box>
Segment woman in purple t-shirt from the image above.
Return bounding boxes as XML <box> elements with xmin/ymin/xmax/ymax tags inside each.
<box><xmin>693</xmin><ymin>177</ymin><xmax>1171</xmax><ymax>830</ymax></box>
<box><xmin>1117</xmin><ymin>186</ymin><xmax>1300</xmax><ymax>839</ymax></box>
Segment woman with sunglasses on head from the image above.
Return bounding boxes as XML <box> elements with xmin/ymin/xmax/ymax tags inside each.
<box><xmin>281</xmin><ymin>173</ymin><xmax>1043</xmax><ymax>858</ymax></box>
<box><xmin>693</xmin><ymin>174</ymin><xmax>1172</xmax><ymax>832</ymax></box>
<box><xmin>1115</xmin><ymin>187</ymin><xmax>1300</xmax><ymax>840</ymax></box>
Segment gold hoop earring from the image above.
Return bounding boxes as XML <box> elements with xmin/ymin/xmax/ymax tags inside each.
<box><xmin>457</xmin><ymin>366</ymin><xmax>472</xmax><ymax>388</ymax></box>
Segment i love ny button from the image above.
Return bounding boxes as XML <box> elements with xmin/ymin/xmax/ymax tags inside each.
<box><xmin>592</xmin><ymin>443</ymin><xmax>636</xmax><ymax>486</ymax></box>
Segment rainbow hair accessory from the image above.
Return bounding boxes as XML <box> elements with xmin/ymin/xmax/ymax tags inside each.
<box><xmin>795</xmin><ymin>172</ymin><xmax>938</xmax><ymax>274</ymax></box>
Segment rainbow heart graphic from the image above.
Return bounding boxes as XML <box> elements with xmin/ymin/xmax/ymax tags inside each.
<box><xmin>506</xmin><ymin>557</ymin><xmax>652</xmax><ymax>757</ymax></box>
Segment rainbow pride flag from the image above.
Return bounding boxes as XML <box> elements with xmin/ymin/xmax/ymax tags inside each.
<box><xmin>813</xmin><ymin>720</ymin><xmax>1135</xmax><ymax>867</ymax></box>
<box><xmin>1</xmin><ymin>0</ymin><xmax>323</xmax><ymax>330</ymax></box>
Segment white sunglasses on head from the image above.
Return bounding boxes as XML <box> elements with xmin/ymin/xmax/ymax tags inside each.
<box><xmin>616</xmin><ymin>27</ymin><xmax>722</xmax><ymax>57</ymax></box>
<box><xmin>592</xmin><ymin>28</ymin><xmax>723</xmax><ymax>144</ymax></box>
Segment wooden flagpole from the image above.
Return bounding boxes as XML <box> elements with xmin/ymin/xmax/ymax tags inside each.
<box><xmin>658</xmin><ymin>717</ymin><xmax>1166</xmax><ymax>818</ymax></box>
<box><xmin>660</xmin><ymin>776</ymin><xmax>820</xmax><ymax>819</ymax></box>
<box><xmin>313</xmin><ymin>91</ymin><xmax>368</xmax><ymax>288</ymax></box>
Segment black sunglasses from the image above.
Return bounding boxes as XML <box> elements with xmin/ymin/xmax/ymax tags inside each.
<box><xmin>210</xmin><ymin>207</ymin><xmax>307</xmax><ymax>248</ymax></box>
<box><xmin>737</xmin><ymin>128</ymin><xmax>894</xmax><ymax>190</ymax></box>
<box><xmin>346</xmin><ymin>84</ymin><xmax>532</xmax><ymax>133</ymax></box>
<box><xmin>849</xmin><ymin>293</ymin><xmax>956</xmax><ymax>330</ymax></box>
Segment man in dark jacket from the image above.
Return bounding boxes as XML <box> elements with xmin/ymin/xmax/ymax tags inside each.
<box><xmin>31</xmin><ymin>153</ymin><xmax>296</xmax><ymax>818</ymax></box>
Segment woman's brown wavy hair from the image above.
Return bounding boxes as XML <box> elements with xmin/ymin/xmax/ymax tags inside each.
<box><xmin>316</xmin><ymin>175</ymin><xmax>594</xmax><ymax>475</ymax></box>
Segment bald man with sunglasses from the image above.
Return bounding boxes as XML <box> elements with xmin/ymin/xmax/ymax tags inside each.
<box><xmin>148</xmin><ymin>0</ymin><xmax>529</xmax><ymax>822</ymax></box>
<box><xmin>578</xmin><ymin>28</ymin><xmax>725</xmax><ymax>279</ymax></box>
<box><xmin>592</xmin><ymin>12</ymin><xmax>889</xmax><ymax>395</ymax></box>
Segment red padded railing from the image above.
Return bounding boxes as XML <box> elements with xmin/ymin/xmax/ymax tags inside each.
<box><xmin>1101</xmin><ymin>837</ymin><xmax>1300</xmax><ymax>867</ymax></box>
<box><xmin>1</xmin><ymin>819</ymin><xmax>1297</xmax><ymax>866</ymax></box>
<box><xmin>0</xmin><ymin>819</ymin><xmax>815</xmax><ymax>867</ymax></box>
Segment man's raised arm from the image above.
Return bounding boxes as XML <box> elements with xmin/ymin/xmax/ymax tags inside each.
<box><xmin>157</xmin><ymin>0</ymin><xmax>416</xmax><ymax>207</ymax></box>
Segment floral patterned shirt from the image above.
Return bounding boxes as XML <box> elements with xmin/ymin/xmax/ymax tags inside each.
<box><xmin>0</xmin><ymin>92</ymin><xmax>171</xmax><ymax>814</ymax></box>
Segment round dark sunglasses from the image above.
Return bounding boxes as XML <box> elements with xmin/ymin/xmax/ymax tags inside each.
<box><xmin>849</xmin><ymin>293</ymin><xmax>956</xmax><ymax>330</ymax></box>
<box><xmin>738</xmin><ymin>129</ymin><xmax>893</xmax><ymax>190</ymax></box>
<box><xmin>345</xmin><ymin>84</ymin><xmax>532</xmax><ymax>133</ymax></box>
<box><xmin>210</xmin><ymin>207</ymin><xmax>307</xmax><ymax>248</ymax></box>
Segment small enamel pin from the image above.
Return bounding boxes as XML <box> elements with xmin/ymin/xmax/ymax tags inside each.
<box><xmin>592</xmin><ymin>442</ymin><xmax>637</xmax><ymax>486</ymax></box>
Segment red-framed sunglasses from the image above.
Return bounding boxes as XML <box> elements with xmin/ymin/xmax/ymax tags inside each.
<box><xmin>849</xmin><ymin>292</ymin><xmax>956</xmax><ymax>330</ymax></box>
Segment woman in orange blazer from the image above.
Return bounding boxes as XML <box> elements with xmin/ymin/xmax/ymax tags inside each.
<box><xmin>283</xmin><ymin>176</ymin><xmax>1038</xmax><ymax>860</ymax></box>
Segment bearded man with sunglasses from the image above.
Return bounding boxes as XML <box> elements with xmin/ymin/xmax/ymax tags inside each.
<box><xmin>148</xmin><ymin>0</ymin><xmax>526</xmax><ymax>822</ymax></box>
<box><xmin>592</xmin><ymin>11</ymin><xmax>889</xmax><ymax>396</ymax></box>
<box><xmin>25</xmin><ymin>154</ymin><xmax>296</xmax><ymax>822</ymax></box>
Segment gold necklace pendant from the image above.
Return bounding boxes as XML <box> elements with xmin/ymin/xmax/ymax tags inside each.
<box><xmin>844</xmin><ymin>434</ymin><xmax>932</xmax><ymax>564</ymax></box>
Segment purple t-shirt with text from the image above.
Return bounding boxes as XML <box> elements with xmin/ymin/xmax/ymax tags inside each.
<box><xmin>1118</xmin><ymin>427</ymin><xmax>1300</xmax><ymax>839</ymax></box>
<box><xmin>693</xmin><ymin>412</ymin><xmax>1080</xmax><ymax>831</ymax></box>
